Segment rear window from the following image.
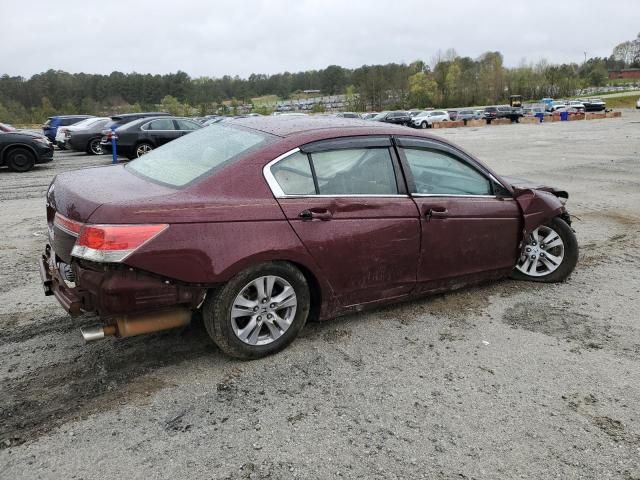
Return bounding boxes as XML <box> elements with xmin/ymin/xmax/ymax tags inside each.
<box><xmin>126</xmin><ymin>123</ymin><xmax>272</xmax><ymax>187</ymax></box>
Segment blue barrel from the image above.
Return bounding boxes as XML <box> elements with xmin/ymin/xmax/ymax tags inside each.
<box><xmin>560</xmin><ymin>111</ymin><xmax>569</xmax><ymax>121</ymax></box>
<box><xmin>535</xmin><ymin>112</ymin><xmax>544</xmax><ymax>123</ymax></box>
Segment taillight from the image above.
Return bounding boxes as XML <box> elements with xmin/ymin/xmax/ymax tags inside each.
<box><xmin>72</xmin><ymin>224</ymin><xmax>168</xmax><ymax>263</ymax></box>
<box><xmin>54</xmin><ymin>213</ymin><xmax>82</xmax><ymax>236</ymax></box>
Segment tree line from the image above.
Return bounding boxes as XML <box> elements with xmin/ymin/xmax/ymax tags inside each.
<box><xmin>1</xmin><ymin>34</ymin><xmax>637</xmax><ymax>124</ymax></box>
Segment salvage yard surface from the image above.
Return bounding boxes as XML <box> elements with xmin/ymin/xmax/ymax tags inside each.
<box><xmin>1</xmin><ymin>113</ymin><xmax>640</xmax><ymax>479</ymax></box>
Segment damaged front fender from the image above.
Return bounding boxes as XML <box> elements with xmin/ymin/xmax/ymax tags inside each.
<box><xmin>513</xmin><ymin>187</ymin><xmax>567</xmax><ymax>238</ymax></box>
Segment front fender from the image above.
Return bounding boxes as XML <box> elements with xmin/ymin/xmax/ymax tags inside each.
<box><xmin>513</xmin><ymin>188</ymin><xmax>566</xmax><ymax>237</ymax></box>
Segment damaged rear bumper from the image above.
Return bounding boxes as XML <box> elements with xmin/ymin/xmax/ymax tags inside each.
<box><xmin>39</xmin><ymin>244</ymin><xmax>206</xmax><ymax>320</ymax></box>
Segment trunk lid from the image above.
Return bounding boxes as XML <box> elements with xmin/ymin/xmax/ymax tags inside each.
<box><xmin>47</xmin><ymin>164</ymin><xmax>175</xmax><ymax>262</ymax></box>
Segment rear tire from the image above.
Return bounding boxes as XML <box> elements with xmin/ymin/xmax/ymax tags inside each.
<box><xmin>87</xmin><ymin>138</ymin><xmax>103</xmax><ymax>155</ymax></box>
<box><xmin>203</xmin><ymin>262</ymin><xmax>310</xmax><ymax>359</ymax></box>
<box><xmin>5</xmin><ymin>148</ymin><xmax>35</xmax><ymax>172</ymax></box>
<box><xmin>135</xmin><ymin>142</ymin><xmax>154</xmax><ymax>158</ymax></box>
<box><xmin>511</xmin><ymin>217</ymin><xmax>578</xmax><ymax>283</ymax></box>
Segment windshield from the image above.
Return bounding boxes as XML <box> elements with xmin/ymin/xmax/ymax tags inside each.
<box><xmin>372</xmin><ymin>112</ymin><xmax>389</xmax><ymax>120</ymax></box>
<box><xmin>126</xmin><ymin>123</ymin><xmax>273</xmax><ymax>187</ymax></box>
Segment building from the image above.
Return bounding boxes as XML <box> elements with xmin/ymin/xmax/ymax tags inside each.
<box><xmin>608</xmin><ymin>68</ymin><xmax>640</xmax><ymax>80</ymax></box>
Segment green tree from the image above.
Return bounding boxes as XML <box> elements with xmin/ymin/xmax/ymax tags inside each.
<box><xmin>160</xmin><ymin>95</ymin><xmax>182</xmax><ymax>115</ymax></box>
<box><xmin>408</xmin><ymin>72</ymin><xmax>437</xmax><ymax>108</ymax></box>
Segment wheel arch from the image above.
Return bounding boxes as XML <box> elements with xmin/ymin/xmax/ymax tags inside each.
<box><xmin>212</xmin><ymin>253</ymin><xmax>333</xmax><ymax>323</ymax></box>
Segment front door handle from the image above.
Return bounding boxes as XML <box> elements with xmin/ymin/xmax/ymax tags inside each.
<box><xmin>425</xmin><ymin>207</ymin><xmax>448</xmax><ymax>220</ymax></box>
<box><xmin>299</xmin><ymin>209</ymin><xmax>332</xmax><ymax>221</ymax></box>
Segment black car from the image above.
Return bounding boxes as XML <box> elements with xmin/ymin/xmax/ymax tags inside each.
<box><xmin>485</xmin><ymin>106</ymin><xmax>523</xmax><ymax>123</ymax></box>
<box><xmin>0</xmin><ymin>131</ymin><xmax>54</xmax><ymax>172</ymax></box>
<box><xmin>371</xmin><ymin>111</ymin><xmax>411</xmax><ymax>125</ymax></box>
<box><xmin>100</xmin><ymin>112</ymin><xmax>171</xmax><ymax>137</ymax></box>
<box><xmin>66</xmin><ymin>117</ymin><xmax>112</xmax><ymax>155</ymax></box>
<box><xmin>101</xmin><ymin>116</ymin><xmax>202</xmax><ymax>160</ymax></box>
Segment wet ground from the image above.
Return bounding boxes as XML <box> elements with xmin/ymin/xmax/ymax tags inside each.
<box><xmin>1</xmin><ymin>113</ymin><xmax>639</xmax><ymax>479</ymax></box>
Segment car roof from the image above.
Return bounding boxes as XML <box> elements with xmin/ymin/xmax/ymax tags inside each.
<box><xmin>111</xmin><ymin>112</ymin><xmax>169</xmax><ymax>119</ymax></box>
<box><xmin>228</xmin><ymin>115</ymin><xmax>422</xmax><ymax>138</ymax></box>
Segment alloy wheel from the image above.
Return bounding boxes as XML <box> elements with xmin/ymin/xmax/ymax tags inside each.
<box><xmin>136</xmin><ymin>144</ymin><xmax>153</xmax><ymax>157</ymax></box>
<box><xmin>90</xmin><ymin>139</ymin><xmax>103</xmax><ymax>155</ymax></box>
<box><xmin>230</xmin><ymin>275</ymin><xmax>297</xmax><ymax>346</ymax></box>
<box><xmin>516</xmin><ymin>225</ymin><xmax>565</xmax><ymax>277</ymax></box>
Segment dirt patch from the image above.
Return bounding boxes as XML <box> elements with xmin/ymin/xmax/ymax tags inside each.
<box><xmin>564</xmin><ymin>393</ymin><xmax>640</xmax><ymax>445</ymax></box>
<box><xmin>503</xmin><ymin>302</ymin><xmax>639</xmax><ymax>358</ymax></box>
<box><xmin>0</xmin><ymin>322</ymin><xmax>214</xmax><ymax>448</ymax></box>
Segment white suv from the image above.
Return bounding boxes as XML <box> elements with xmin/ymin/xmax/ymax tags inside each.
<box><xmin>411</xmin><ymin>110</ymin><xmax>450</xmax><ymax>129</ymax></box>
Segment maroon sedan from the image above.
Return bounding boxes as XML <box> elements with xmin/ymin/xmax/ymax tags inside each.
<box><xmin>40</xmin><ymin>117</ymin><xmax>578</xmax><ymax>359</ymax></box>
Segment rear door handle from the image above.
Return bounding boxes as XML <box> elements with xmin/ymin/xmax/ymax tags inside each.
<box><xmin>299</xmin><ymin>209</ymin><xmax>332</xmax><ymax>221</ymax></box>
<box><xmin>425</xmin><ymin>207</ymin><xmax>448</xmax><ymax>220</ymax></box>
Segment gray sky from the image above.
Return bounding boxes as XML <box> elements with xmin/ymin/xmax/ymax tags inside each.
<box><xmin>1</xmin><ymin>0</ymin><xmax>638</xmax><ymax>78</ymax></box>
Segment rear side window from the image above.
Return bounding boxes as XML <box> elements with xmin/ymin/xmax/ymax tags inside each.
<box><xmin>312</xmin><ymin>149</ymin><xmax>397</xmax><ymax>195</ymax></box>
<box><xmin>271</xmin><ymin>152</ymin><xmax>315</xmax><ymax>195</ymax></box>
<box><xmin>127</xmin><ymin>124</ymin><xmax>271</xmax><ymax>187</ymax></box>
<box><xmin>402</xmin><ymin>148</ymin><xmax>492</xmax><ymax>196</ymax></box>
<box><xmin>270</xmin><ymin>147</ymin><xmax>398</xmax><ymax>196</ymax></box>
<box><xmin>148</xmin><ymin>119</ymin><xmax>175</xmax><ymax>130</ymax></box>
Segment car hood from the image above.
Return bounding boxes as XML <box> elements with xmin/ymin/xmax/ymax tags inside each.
<box><xmin>501</xmin><ymin>175</ymin><xmax>568</xmax><ymax>200</ymax></box>
<box><xmin>14</xmin><ymin>131</ymin><xmax>48</xmax><ymax>140</ymax></box>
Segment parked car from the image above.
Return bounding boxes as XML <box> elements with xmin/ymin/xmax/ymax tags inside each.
<box><xmin>360</xmin><ymin>112</ymin><xmax>379</xmax><ymax>120</ymax></box>
<box><xmin>566</xmin><ymin>101</ymin><xmax>586</xmax><ymax>110</ymax></box>
<box><xmin>334</xmin><ymin>112</ymin><xmax>360</xmax><ymax>119</ymax></box>
<box><xmin>39</xmin><ymin>117</ymin><xmax>578</xmax><ymax>359</ymax></box>
<box><xmin>411</xmin><ymin>110</ymin><xmax>450</xmax><ymax>128</ymax></box>
<box><xmin>541</xmin><ymin>97</ymin><xmax>555</xmax><ymax>111</ymax></box>
<box><xmin>548</xmin><ymin>101</ymin><xmax>568</xmax><ymax>112</ymax></box>
<box><xmin>42</xmin><ymin>115</ymin><xmax>93</xmax><ymax>143</ymax></box>
<box><xmin>483</xmin><ymin>106</ymin><xmax>499</xmax><ymax>120</ymax></box>
<box><xmin>1</xmin><ymin>130</ymin><xmax>54</xmax><ymax>172</ymax></box>
<box><xmin>66</xmin><ymin>117</ymin><xmax>111</xmax><ymax>155</ymax></box>
<box><xmin>55</xmin><ymin>117</ymin><xmax>109</xmax><ymax>150</ymax></box>
<box><xmin>523</xmin><ymin>106</ymin><xmax>551</xmax><ymax>118</ymax></box>
<box><xmin>0</xmin><ymin>122</ymin><xmax>17</xmax><ymax>132</ymax></box>
<box><xmin>578</xmin><ymin>98</ymin><xmax>606</xmax><ymax>112</ymax></box>
<box><xmin>100</xmin><ymin>112</ymin><xmax>171</xmax><ymax>138</ymax></box>
<box><xmin>100</xmin><ymin>116</ymin><xmax>203</xmax><ymax>159</ymax></box>
<box><xmin>456</xmin><ymin>109</ymin><xmax>483</xmax><ymax>121</ymax></box>
<box><xmin>371</xmin><ymin>111</ymin><xmax>411</xmax><ymax>126</ymax></box>
<box><xmin>496</xmin><ymin>105</ymin><xmax>523</xmax><ymax>122</ymax></box>
<box><xmin>447</xmin><ymin>110</ymin><xmax>459</xmax><ymax>121</ymax></box>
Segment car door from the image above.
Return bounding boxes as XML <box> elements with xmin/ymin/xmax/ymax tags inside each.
<box><xmin>143</xmin><ymin>118</ymin><xmax>180</xmax><ymax>147</ymax></box>
<box><xmin>174</xmin><ymin>119</ymin><xmax>202</xmax><ymax>137</ymax></box>
<box><xmin>265</xmin><ymin>136</ymin><xmax>421</xmax><ymax>307</ymax></box>
<box><xmin>395</xmin><ymin>136</ymin><xmax>521</xmax><ymax>293</ymax></box>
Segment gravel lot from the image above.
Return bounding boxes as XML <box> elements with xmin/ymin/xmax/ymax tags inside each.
<box><xmin>1</xmin><ymin>113</ymin><xmax>639</xmax><ymax>479</ymax></box>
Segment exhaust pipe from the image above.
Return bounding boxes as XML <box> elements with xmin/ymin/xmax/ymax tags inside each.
<box><xmin>81</xmin><ymin>309</ymin><xmax>191</xmax><ymax>342</ymax></box>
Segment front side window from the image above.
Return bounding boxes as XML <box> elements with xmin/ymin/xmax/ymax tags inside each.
<box><xmin>402</xmin><ymin>148</ymin><xmax>492</xmax><ymax>196</ymax></box>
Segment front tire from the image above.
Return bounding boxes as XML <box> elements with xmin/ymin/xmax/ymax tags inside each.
<box><xmin>6</xmin><ymin>148</ymin><xmax>36</xmax><ymax>172</ymax></box>
<box><xmin>203</xmin><ymin>262</ymin><xmax>310</xmax><ymax>359</ymax></box>
<box><xmin>420</xmin><ymin>121</ymin><xmax>428</xmax><ymax>129</ymax></box>
<box><xmin>511</xmin><ymin>217</ymin><xmax>578</xmax><ymax>283</ymax></box>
